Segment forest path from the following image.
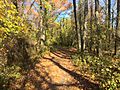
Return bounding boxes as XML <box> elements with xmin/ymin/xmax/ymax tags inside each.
<box><xmin>20</xmin><ymin>47</ymin><xmax>100</xmax><ymax>90</ymax></box>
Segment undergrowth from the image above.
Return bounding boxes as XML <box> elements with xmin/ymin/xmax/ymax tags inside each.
<box><xmin>71</xmin><ymin>53</ymin><xmax>120</xmax><ymax>90</ymax></box>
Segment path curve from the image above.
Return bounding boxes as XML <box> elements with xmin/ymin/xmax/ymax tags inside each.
<box><xmin>19</xmin><ymin>48</ymin><xmax>100</xmax><ymax>90</ymax></box>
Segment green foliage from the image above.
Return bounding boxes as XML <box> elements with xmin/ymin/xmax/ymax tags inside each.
<box><xmin>0</xmin><ymin>65</ymin><xmax>21</xmax><ymax>88</ymax></box>
<box><xmin>0</xmin><ymin>0</ymin><xmax>119</xmax><ymax>89</ymax></box>
<box><xmin>0</xmin><ymin>1</ymin><xmax>24</xmax><ymax>40</ymax></box>
<box><xmin>0</xmin><ymin>1</ymin><xmax>40</xmax><ymax>89</ymax></box>
<box><xmin>0</xmin><ymin>1</ymin><xmax>22</xmax><ymax>89</ymax></box>
<box><xmin>51</xmin><ymin>18</ymin><xmax>76</xmax><ymax>47</ymax></box>
<box><xmin>72</xmin><ymin>54</ymin><xmax>120</xmax><ymax>90</ymax></box>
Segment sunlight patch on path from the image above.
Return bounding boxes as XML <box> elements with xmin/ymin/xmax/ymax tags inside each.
<box><xmin>25</xmin><ymin>48</ymin><xmax>100</xmax><ymax>90</ymax></box>
<box><xmin>35</xmin><ymin>52</ymin><xmax>80</xmax><ymax>90</ymax></box>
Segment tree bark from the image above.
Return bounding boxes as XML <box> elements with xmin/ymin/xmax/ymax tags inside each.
<box><xmin>108</xmin><ymin>0</ymin><xmax>111</xmax><ymax>48</ymax></box>
<box><xmin>83</xmin><ymin>0</ymin><xmax>88</xmax><ymax>51</ymax></box>
<box><xmin>114</xmin><ymin>0</ymin><xmax>120</xmax><ymax>55</ymax></box>
<box><xmin>90</xmin><ymin>0</ymin><xmax>93</xmax><ymax>52</ymax></box>
<box><xmin>78</xmin><ymin>0</ymin><xmax>83</xmax><ymax>53</ymax></box>
<box><xmin>73</xmin><ymin>0</ymin><xmax>81</xmax><ymax>51</ymax></box>
<box><xmin>95</xmin><ymin>0</ymin><xmax>100</xmax><ymax>56</ymax></box>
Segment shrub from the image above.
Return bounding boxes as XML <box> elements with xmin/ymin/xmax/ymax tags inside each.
<box><xmin>72</xmin><ymin>54</ymin><xmax>120</xmax><ymax>90</ymax></box>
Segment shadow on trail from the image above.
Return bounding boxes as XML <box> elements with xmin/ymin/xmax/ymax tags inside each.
<box><xmin>50</xmin><ymin>47</ymin><xmax>77</xmax><ymax>59</ymax></box>
<box><xmin>5</xmin><ymin>40</ymin><xmax>100</xmax><ymax>90</ymax></box>
<box><xmin>4</xmin><ymin>37</ymin><xmax>54</xmax><ymax>90</ymax></box>
<box><xmin>43</xmin><ymin>56</ymin><xmax>100</xmax><ymax>90</ymax></box>
<box><xmin>20</xmin><ymin>60</ymin><xmax>79</xmax><ymax>90</ymax></box>
<box><xmin>51</xmin><ymin>51</ymin><xmax>70</xmax><ymax>59</ymax></box>
<box><xmin>20</xmin><ymin>64</ymin><xmax>58</xmax><ymax>90</ymax></box>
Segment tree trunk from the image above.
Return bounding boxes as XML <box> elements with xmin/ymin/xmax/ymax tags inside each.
<box><xmin>73</xmin><ymin>0</ymin><xmax>81</xmax><ymax>51</ymax></box>
<box><xmin>95</xmin><ymin>0</ymin><xmax>100</xmax><ymax>56</ymax></box>
<box><xmin>83</xmin><ymin>0</ymin><xmax>88</xmax><ymax>51</ymax></box>
<box><xmin>108</xmin><ymin>0</ymin><xmax>111</xmax><ymax>49</ymax></box>
<box><xmin>114</xmin><ymin>0</ymin><xmax>120</xmax><ymax>55</ymax></box>
<box><xmin>78</xmin><ymin>0</ymin><xmax>83</xmax><ymax>53</ymax></box>
<box><xmin>90</xmin><ymin>0</ymin><xmax>93</xmax><ymax>53</ymax></box>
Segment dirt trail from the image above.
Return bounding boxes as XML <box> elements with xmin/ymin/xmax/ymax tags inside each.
<box><xmin>19</xmin><ymin>48</ymin><xmax>100</xmax><ymax>90</ymax></box>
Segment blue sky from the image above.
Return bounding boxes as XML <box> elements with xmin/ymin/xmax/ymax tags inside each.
<box><xmin>24</xmin><ymin>0</ymin><xmax>116</xmax><ymax>22</ymax></box>
<box><xmin>56</xmin><ymin>0</ymin><xmax>73</xmax><ymax>22</ymax></box>
<box><xmin>56</xmin><ymin>0</ymin><xmax>116</xmax><ymax>22</ymax></box>
<box><xmin>56</xmin><ymin>9</ymin><xmax>72</xmax><ymax>22</ymax></box>
<box><xmin>100</xmin><ymin>0</ymin><xmax>116</xmax><ymax>7</ymax></box>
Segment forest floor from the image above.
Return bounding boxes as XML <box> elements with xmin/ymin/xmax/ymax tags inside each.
<box><xmin>14</xmin><ymin>47</ymin><xmax>100</xmax><ymax>90</ymax></box>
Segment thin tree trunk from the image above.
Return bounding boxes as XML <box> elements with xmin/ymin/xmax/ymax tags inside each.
<box><xmin>112</xmin><ymin>9</ymin><xmax>114</xmax><ymax>53</ymax></box>
<box><xmin>78</xmin><ymin>2</ymin><xmax>83</xmax><ymax>52</ymax></box>
<box><xmin>95</xmin><ymin>0</ymin><xmax>100</xmax><ymax>56</ymax></box>
<box><xmin>90</xmin><ymin>0</ymin><xmax>93</xmax><ymax>52</ymax></box>
<box><xmin>73</xmin><ymin>0</ymin><xmax>81</xmax><ymax>51</ymax></box>
<box><xmin>114</xmin><ymin>0</ymin><xmax>120</xmax><ymax>55</ymax></box>
<box><xmin>37</xmin><ymin>0</ymin><xmax>44</xmax><ymax>46</ymax></box>
<box><xmin>83</xmin><ymin>0</ymin><xmax>88</xmax><ymax>51</ymax></box>
<box><xmin>108</xmin><ymin>0</ymin><xmax>111</xmax><ymax>48</ymax></box>
<box><xmin>43</xmin><ymin>8</ymin><xmax>48</xmax><ymax>45</ymax></box>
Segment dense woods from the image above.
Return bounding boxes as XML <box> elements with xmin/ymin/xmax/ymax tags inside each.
<box><xmin>0</xmin><ymin>0</ymin><xmax>120</xmax><ymax>90</ymax></box>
